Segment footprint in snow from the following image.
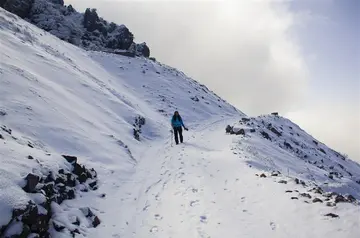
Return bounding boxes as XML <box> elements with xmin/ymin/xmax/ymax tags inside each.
<box><xmin>200</xmin><ymin>215</ymin><xmax>208</xmax><ymax>223</ymax></box>
<box><xmin>150</xmin><ymin>226</ymin><xmax>158</xmax><ymax>233</ymax></box>
<box><xmin>190</xmin><ymin>200</ymin><xmax>200</xmax><ymax>207</ymax></box>
<box><xmin>270</xmin><ymin>222</ymin><xmax>276</xmax><ymax>230</ymax></box>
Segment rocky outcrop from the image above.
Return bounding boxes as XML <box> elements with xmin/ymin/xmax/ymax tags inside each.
<box><xmin>0</xmin><ymin>0</ymin><xmax>150</xmax><ymax>57</ymax></box>
<box><xmin>0</xmin><ymin>154</ymin><xmax>99</xmax><ymax>237</ymax></box>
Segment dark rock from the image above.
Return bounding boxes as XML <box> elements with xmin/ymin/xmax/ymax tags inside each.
<box><xmin>72</xmin><ymin>228</ymin><xmax>81</xmax><ymax>235</ymax></box>
<box><xmin>312</xmin><ymin>198</ymin><xmax>323</xmax><ymax>203</ymax></box>
<box><xmin>28</xmin><ymin>155</ymin><xmax>34</xmax><ymax>160</ymax></box>
<box><xmin>191</xmin><ymin>96</ymin><xmax>199</xmax><ymax>102</ymax></box>
<box><xmin>1</xmin><ymin>125</ymin><xmax>12</xmax><ymax>134</ymax></box>
<box><xmin>311</xmin><ymin>187</ymin><xmax>323</xmax><ymax>194</ymax></box>
<box><xmin>72</xmin><ymin>217</ymin><xmax>80</xmax><ymax>226</ymax></box>
<box><xmin>78</xmin><ymin>172</ymin><xmax>88</xmax><ymax>183</ymax></box>
<box><xmin>319</xmin><ymin>148</ymin><xmax>327</xmax><ymax>154</ymax></box>
<box><xmin>241</xmin><ymin>118</ymin><xmax>250</xmax><ymax>122</ymax></box>
<box><xmin>0</xmin><ymin>110</ymin><xmax>6</xmax><ymax>116</ymax></box>
<box><xmin>328</xmin><ymin>174</ymin><xmax>334</xmax><ymax>179</ymax></box>
<box><xmin>291</xmin><ymin>197</ymin><xmax>298</xmax><ymax>200</ymax></box>
<box><xmin>58</xmin><ymin>169</ymin><xmax>65</xmax><ymax>174</ymax></box>
<box><xmin>225</xmin><ymin>125</ymin><xmax>232</xmax><ymax>134</ymax></box>
<box><xmin>326</xmin><ymin>202</ymin><xmax>336</xmax><ymax>207</ymax></box>
<box><xmin>278</xmin><ymin>180</ymin><xmax>287</xmax><ymax>184</ymax></box>
<box><xmin>27</xmin><ymin>142</ymin><xmax>34</xmax><ymax>148</ymax></box>
<box><xmin>53</xmin><ymin>221</ymin><xmax>65</xmax><ymax>232</ymax></box>
<box><xmin>335</xmin><ymin>195</ymin><xmax>347</xmax><ymax>203</ymax></box>
<box><xmin>285</xmin><ymin>190</ymin><xmax>293</xmax><ymax>193</ymax></box>
<box><xmin>269</xmin><ymin>127</ymin><xmax>282</xmax><ymax>137</ymax></box>
<box><xmin>62</xmin><ymin>155</ymin><xmax>77</xmax><ymax>164</ymax></box>
<box><xmin>271</xmin><ymin>171</ymin><xmax>280</xmax><ymax>176</ymax></box>
<box><xmin>66</xmin><ymin>173</ymin><xmax>76</xmax><ymax>187</ymax></box>
<box><xmin>24</xmin><ymin>173</ymin><xmax>40</xmax><ymax>193</ymax></box>
<box><xmin>92</xmin><ymin>216</ymin><xmax>101</xmax><ymax>227</ymax></box>
<box><xmin>260</xmin><ymin>173</ymin><xmax>266</xmax><ymax>178</ymax></box>
<box><xmin>235</xmin><ymin>129</ymin><xmax>245</xmax><ymax>135</ymax></box>
<box><xmin>73</xmin><ymin>163</ymin><xmax>86</xmax><ymax>176</ymax></box>
<box><xmin>346</xmin><ymin>194</ymin><xmax>356</xmax><ymax>203</ymax></box>
<box><xmin>324</xmin><ymin>213</ymin><xmax>339</xmax><ymax>218</ymax></box>
<box><xmin>271</xmin><ymin>112</ymin><xmax>279</xmax><ymax>116</ymax></box>
<box><xmin>261</xmin><ymin>131</ymin><xmax>271</xmax><ymax>140</ymax></box>
<box><xmin>284</xmin><ymin>141</ymin><xmax>292</xmax><ymax>149</ymax></box>
<box><xmin>313</xmin><ymin>140</ymin><xmax>318</xmax><ymax>145</ymax></box>
<box><xmin>300</xmin><ymin>193</ymin><xmax>312</xmax><ymax>199</ymax></box>
<box><xmin>89</xmin><ymin>181</ymin><xmax>97</xmax><ymax>189</ymax></box>
<box><xmin>250</xmin><ymin>129</ymin><xmax>256</xmax><ymax>133</ymax></box>
<box><xmin>100</xmin><ymin>193</ymin><xmax>106</xmax><ymax>198</ymax></box>
<box><xmin>67</xmin><ymin>189</ymin><xmax>75</xmax><ymax>199</ymax></box>
<box><xmin>55</xmin><ymin>176</ymin><xmax>66</xmax><ymax>185</ymax></box>
<box><xmin>294</xmin><ymin>178</ymin><xmax>300</xmax><ymax>184</ymax></box>
<box><xmin>44</xmin><ymin>172</ymin><xmax>55</xmax><ymax>183</ymax></box>
<box><xmin>0</xmin><ymin>134</ymin><xmax>3</xmax><ymax>139</ymax></box>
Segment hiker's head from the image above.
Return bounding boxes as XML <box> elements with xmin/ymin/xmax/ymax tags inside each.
<box><xmin>174</xmin><ymin>111</ymin><xmax>179</xmax><ymax>116</ymax></box>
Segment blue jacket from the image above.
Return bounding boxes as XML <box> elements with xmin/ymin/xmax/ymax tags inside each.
<box><xmin>171</xmin><ymin>116</ymin><xmax>184</xmax><ymax>128</ymax></box>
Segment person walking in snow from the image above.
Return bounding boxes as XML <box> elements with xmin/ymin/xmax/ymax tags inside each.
<box><xmin>171</xmin><ymin>111</ymin><xmax>188</xmax><ymax>145</ymax></box>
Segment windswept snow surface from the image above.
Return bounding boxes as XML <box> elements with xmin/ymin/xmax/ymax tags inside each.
<box><xmin>1</xmin><ymin>8</ymin><xmax>360</xmax><ymax>238</ymax></box>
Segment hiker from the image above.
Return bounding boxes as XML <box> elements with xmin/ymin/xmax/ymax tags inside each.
<box><xmin>171</xmin><ymin>111</ymin><xmax>188</xmax><ymax>144</ymax></box>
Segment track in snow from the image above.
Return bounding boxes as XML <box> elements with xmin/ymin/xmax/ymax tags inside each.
<box><xmin>87</xmin><ymin>120</ymin><xmax>359</xmax><ymax>238</ymax></box>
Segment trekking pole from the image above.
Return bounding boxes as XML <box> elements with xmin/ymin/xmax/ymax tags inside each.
<box><xmin>170</xmin><ymin>129</ymin><xmax>173</xmax><ymax>147</ymax></box>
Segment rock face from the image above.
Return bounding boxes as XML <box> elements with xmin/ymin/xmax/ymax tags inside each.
<box><xmin>0</xmin><ymin>0</ymin><xmax>150</xmax><ymax>57</ymax></box>
<box><xmin>1</xmin><ymin>0</ymin><xmax>33</xmax><ymax>18</ymax></box>
<box><xmin>0</xmin><ymin>153</ymin><xmax>99</xmax><ymax>237</ymax></box>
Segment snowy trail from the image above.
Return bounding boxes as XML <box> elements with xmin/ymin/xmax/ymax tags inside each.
<box><xmin>88</xmin><ymin>120</ymin><xmax>359</xmax><ymax>238</ymax></box>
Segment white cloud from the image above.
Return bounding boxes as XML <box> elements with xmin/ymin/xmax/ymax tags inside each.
<box><xmin>67</xmin><ymin>0</ymin><xmax>309</xmax><ymax>115</ymax></box>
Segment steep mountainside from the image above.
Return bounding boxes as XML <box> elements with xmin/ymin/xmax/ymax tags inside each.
<box><xmin>0</xmin><ymin>7</ymin><xmax>359</xmax><ymax>238</ymax></box>
<box><xmin>0</xmin><ymin>0</ymin><xmax>150</xmax><ymax>56</ymax></box>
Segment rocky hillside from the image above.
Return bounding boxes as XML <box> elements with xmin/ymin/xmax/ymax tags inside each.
<box><xmin>0</xmin><ymin>0</ymin><xmax>150</xmax><ymax>57</ymax></box>
<box><xmin>227</xmin><ymin>113</ymin><xmax>360</xmax><ymax>201</ymax></box>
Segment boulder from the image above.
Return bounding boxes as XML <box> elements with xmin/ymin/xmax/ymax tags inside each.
<box><xmin>24</xmin><ymin>173</ymin><xmax>40</xmax><ymax>193</ymax></box>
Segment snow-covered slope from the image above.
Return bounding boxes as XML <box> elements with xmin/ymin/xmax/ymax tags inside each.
<box><xmin>1</xmin><ymin>7</ymin><xmax>359</xmax><ymax>238</ymax></box>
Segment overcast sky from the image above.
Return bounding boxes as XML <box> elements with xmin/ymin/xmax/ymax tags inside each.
<box><xmin>66</xmin><ymin>0</ymin><xmax>359</xmax><ymax>161</ymax></box>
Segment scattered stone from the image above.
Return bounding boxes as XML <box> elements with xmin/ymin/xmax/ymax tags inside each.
<box><xmin>260</xmin><ymin>173</ymin><xmax>267</xmax><ymax>178</ymax></box>
<box><xmin>53</xmin><ymin>221</ymin><xmax>65</xmax><ymax>232</ymax></box>
<box><xmin>28</xmin><ymin>142</ymin><xmax>34</xmax><ymax>148</ymax></box>
<box><xmin>326</xmin><ymin>202</ymin><xmax>336</xmax><ymax>207</ymax></box>
<box><xmin>89</xmin><ymin>181</ymin><xmax>97</xmax><ymax>189</ymax></box>
<box><xmin>278</xmin><ymin>180</ymin><xmax>287</xmax><ymax>184</ymax></box>
<box><xmin>62</xmin><ymin>155</ymin><xmax>77</xmax><ymax>164</ymax></box>
<box><xmin>261</xmin><ymin>131</ymin><xmax>271</xmax><ymax>140</ymax></box>
<box><xmin>335</xmin><ymin>195</ymin><xmax>347</xmax><ymax>203</ymax></box>
<box><xmin>269</xmin><ymin>127</ymin><xmax>282</xmax><ymax>137</ymax></box>
<box><xmin>250</xmin><ymin>129</ymin><xmax>256</xmax><ymax>133</ymax></box>
<box><xmin>313</xmin><ymin>140</ymin><xmax>318</xmax><ymax>145</ymax></box>
<box><xmin>72</xmin><ymin>217</ymin><xmax>80</xmax><ymax>226</ymax></box>
<box><xmin>271</xmin><ymin>112</ymin><xmax>279</xmax><ymax>116</ymax></box>
<box><xmin>24</xmin><ymin>173</ymin><xmax>40</xmax><ymax>193</ymax></box>
<box><xmin>346</xmin><ymin>194</ymin><xmax>356</xmax><ymax>203</ymax></box>
<box><xmin>319</xmin><ymin>148</ymin><xmax>327</xmax><ymax>154</ymax></box>
<box><xmin>0</xmin><ymin>110</ymin><xmax>6</xmax><ymax>116</ymax></box>
<box><xmin>271</xmin><ymin>171</ymin><xmax>281</xmax><ymax>176</ymax></box>
<box><xmin>284</xmin><ymin>141</ymin><xmax>292</xmax><ymax>149</ymax></box>
<box><xmin>0</xmin><ymin>134</ymin><xmax>3</xmax><ymax>139</ymax></box>
<box><xmin>27</xmin><ymin>155</ymin><xmax>34</xmax><ymax>160</ymax></box>
<box><xmin>241</xmin><ymin>118</ymin><xmax>250</xmax><ymax>122</ymax></box>
<box><xmin>100</xmin><ymin>193</ymin><xmax>106</xmax><ymax>198</ymax></box>
<box><xmin>312</xmin><ymin>198</ymin><xmax>323</xmax><ymax>203</ymax></box>
<box><xmin>291</xmin><ymin>197</ymin><xmax>298</xmax><ymax>200</ymax></box>
<box><xmin>1</xmin><ymin>125</ymin><xmax>12</xmax><ymax>134</ymax></box>
<box><xmin>225</xmin><ymin>125</ymin><xmax>232</xmax><ymax>134</ymax></box>
<box><xmin>300</xmin><ymin>193</ymin><xmax>312</xmax><ymax>199</ymax></box>
<box><xmin>324</xmin><ymin>213</ymin><xmax>339</xmax><ymax>218</ymax></box>
<box><xmin>285</xmin><ymin>190</ymin><xmax>293</xmax><ymax>193</ymax></box>
<box><xmin>92</xmin><ymin>216</ymin><xmax>101</xmax><ymax>227</ymax></box>
<box><xmin>235</xmin><ymin>129</ymin><xmax>245</xmax><ymax>135</ymax></box>
<box><xmin>294</xmin><ymin>178</ymin><xmax>300</xmax><ymax>184</ymax></box>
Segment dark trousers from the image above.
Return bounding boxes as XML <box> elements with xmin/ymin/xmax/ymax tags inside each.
<box><xmin>173</xmin><ymin>126</ymin><xmax>183</xmax><ymax>144</ymax></box>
